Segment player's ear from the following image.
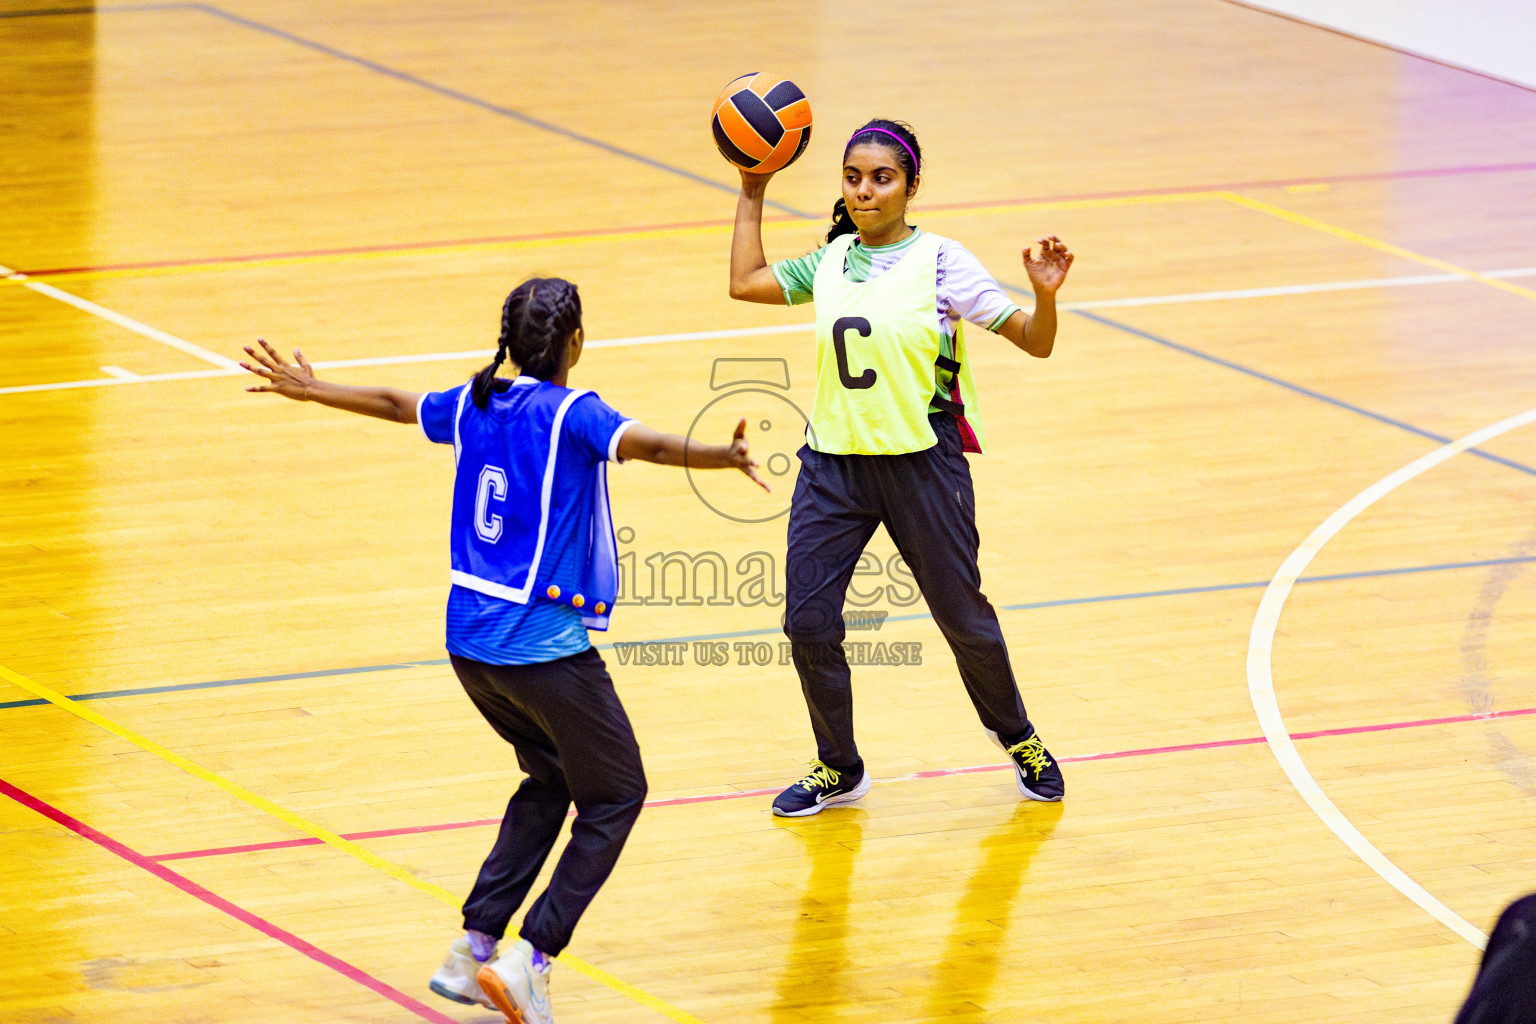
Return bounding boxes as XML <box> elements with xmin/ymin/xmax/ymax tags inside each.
<box><xmin>567</xmin><ymin>327</ymin><xmax>584</xmax><ymax>368</ymax></box>
<box><xmin>907</xmin><ymin>173</ymin><xmax>920</xmax><ymax>199</ymax></box>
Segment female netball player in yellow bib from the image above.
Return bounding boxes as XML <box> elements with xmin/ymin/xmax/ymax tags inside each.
<box><xmin>728</xmin><ymin>118</ymin><xmax>1074</xmax><ymax>816</ymax></box>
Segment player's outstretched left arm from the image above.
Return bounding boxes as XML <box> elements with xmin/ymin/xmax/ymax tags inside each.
<box><xmin>241</xmin><ymin>339</ymin><xmax>421</xmax><ymax>424</ymax></box>
<box><xmin>997</xmin><ymin>235</ymin><xmax>1074</xmax><ymax>359</ymax></box>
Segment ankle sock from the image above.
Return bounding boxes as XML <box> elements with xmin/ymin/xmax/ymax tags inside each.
<box><xmin>531</xmin><ymin>948</ymin><xmax>552</xmax><ymax>972</ymax></box>
<box><xmin>467</xmin><ymin>930</ymin><xmax>498</xmax><ymax>962</ymax></box>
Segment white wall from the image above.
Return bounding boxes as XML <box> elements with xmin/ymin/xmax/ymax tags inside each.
<box><xmin>1236</xmin><ymin>1</ymin><xmax>1536</xmax><ymax>89</ymax></box>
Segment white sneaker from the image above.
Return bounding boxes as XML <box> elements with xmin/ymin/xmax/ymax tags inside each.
<box><xmin>477</xmin><ymin>938</ymin><xmax>554</xmax><ymax>1024</ymax></box>
<box><xmin>428</xmin><ymin>936</ymin><xmax>496</xmax><ymax>1008</ymax></box>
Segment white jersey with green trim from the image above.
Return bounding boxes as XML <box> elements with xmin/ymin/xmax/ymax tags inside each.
<box><xmin>771</xmin><ymin>228</ymin><xmax>1020</xmax><ymax>335</ymax></box>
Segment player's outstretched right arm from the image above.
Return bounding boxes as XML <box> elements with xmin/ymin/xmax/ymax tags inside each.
<box><xmin>241</xmin><ymin>339</ymin><xmax>420</xmax><ymax>424</ymax></box>
<box><xmin>617</xmin><ymin>418</ymin><xmax>768</xmax><ymax>491</ymax></box>
<box><xmin>728</xmin><ymin>169</ymin><xmax>789</xmax><ymax>305</ymax></box>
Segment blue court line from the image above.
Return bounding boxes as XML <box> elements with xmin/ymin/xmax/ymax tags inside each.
<box><xmin>4</xmin><ymin>554</ymin><xmax>1532</xmax><ymax>711</ymax></box>
<box><xmin>1059</xmin><ymin>306</ymin><xmax>1536</xmax><ymax>478</ymax></box>
<box><xmin>0</xmin><ymin>2</ymin><xmax>816</xmax><ymax>218</ymax></box>
<box><xmin>0</xmin><ymin>662</ymin><xmax>437</xmax><ymax>709</ymax></box>
<box><xmin>187</xmin><ymin>4</ymin><xmax>816</xmax><ymax>220</ymax></box>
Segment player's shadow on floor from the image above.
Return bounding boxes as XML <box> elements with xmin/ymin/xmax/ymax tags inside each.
<box><xmin>768</xmin><ymin>812</ymin><xmax>865</xmax><ymax>1023</ymax></box>
<box><xmin>768</xmin><ymin>797</ymin><xmax>1062</xmax><ymax>1022</ymax></box>
<box><xmin>922</xmin><ymin>800</ymin><xmax>1063</xmax><ymax>1019</ymax></box>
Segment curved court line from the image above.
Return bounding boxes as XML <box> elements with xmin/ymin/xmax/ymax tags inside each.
<box><xmin>1247</xmin><ymin>404</ymin><xmax>1536</xmax><ymax>949</ymax></box>
<box><xmin>0</xmin><ymin>662</ymin><xmax>708</xmax><ymax>1024</ymax></box>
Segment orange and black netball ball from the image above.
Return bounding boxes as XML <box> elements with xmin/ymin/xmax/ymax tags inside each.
<box><xmin>711</xmin><ymin>73</ymin><xmax>813</xmax><ymax>174</ymax></box>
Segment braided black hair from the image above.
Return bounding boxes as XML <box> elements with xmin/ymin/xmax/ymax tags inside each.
<box><xmin>470</xmin><ymin>277</ymin><xmax>584</xmax><ymax>408</ymax></box>
<box><xmin>827</xmin><ymin>119</ymin><xmax>922</xmax><ymax>244</ymax></box>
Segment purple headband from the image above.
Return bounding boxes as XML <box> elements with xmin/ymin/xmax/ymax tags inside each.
<box><xmin>847</xmin><ymin>127</ymin><xmax>918</xmax><ymax>175</ymax></box>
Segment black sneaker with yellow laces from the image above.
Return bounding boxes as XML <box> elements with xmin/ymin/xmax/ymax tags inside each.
<box><xmin>771</xmin><ymin>759</ymin><xmax>872</xmax><ymax>817</ymax></box>
<box><xmin>988</xmin><ymin>726</ymin><xmax>1065</xmax><ymax>802</ymax></box>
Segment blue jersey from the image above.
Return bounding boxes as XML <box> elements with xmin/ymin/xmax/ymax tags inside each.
<box><xmin>418</xmin><ymin>376</ymin><xmax>635</xmax><ymax>664</ymax></box>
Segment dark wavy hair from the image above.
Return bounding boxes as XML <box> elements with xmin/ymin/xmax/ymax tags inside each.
<box><xmin>827</xmin><ymin>118</ymin><xmax>922</xmax><ymax>244</ymax></box>
<box><xmin>470</xmin><ymin>277</ymin><xmax>583</xmax><ymax>408</ymax></box>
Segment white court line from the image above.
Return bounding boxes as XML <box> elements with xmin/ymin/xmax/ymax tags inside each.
<box><xmin>0</xmin><ymin>325</ymin><xmax>820</xmax><ymax>395</ymax></box>
<box><xmin>0</xmin><ymin>324</ymin><xmax>823</xmax><ymax>394</ymax></box>
<box><xmin>1</xmin><ymin>265</ymin><xmax>240</xmax><ymax>370</ymax></box>
<box><xmin>1072</xmin><ymin>273</ymin><xmax>1461</xmax><ymax>308</ymax></box>
<box><xmin>1247</xmin><ymin>404</ymin><xmax>1536</xmax><ymax>949</ymax></box>
<box><xmin>5</xmin><ymin>268</ymin><xmax>1536</xmax><ymax>397</ymax></box>
<box><xmin>298</xmin><ymin>322</ymin><xmax>815</xmax><ymax>367</ymax></box>
<box><xmin>1065</xmin><ymin>266</ymin><xmax>1536</xmax><ymax>310</ymax></box>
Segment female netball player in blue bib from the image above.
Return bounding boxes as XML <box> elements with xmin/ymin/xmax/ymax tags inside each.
<box><xmin>241</xmin><ymin>277</ymin><xmax>764</xmax><ymax>1024</ymax></box>
<box><xmin>727</xmin><ymin>118</ymin><xmax>1074</xmax><ymax>817</ymax></box>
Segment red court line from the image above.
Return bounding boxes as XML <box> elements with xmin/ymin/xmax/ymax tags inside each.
<box><xmin>13</xmin><ymin>215</ymin><xmax>802</xmax><ymax>278</ymax></box>
<box><xmin>150</xmin><ymin>705</ymin><xmax>1536</xmax><ymax>864</ymax></box>
<box><xmin>15</xmin><ymin>159</ymin><xmax>1536</xmax><ymax>280</ymax></box>
<box><xmin>922</xmin><ymin>160</ymin><xmax>1536</xmax><ymax>212</ymax></box>
<box><xmin>153</xmin><ymin>789</ymin><xmax>787</xmax><ymax>861</ymax></box>
<box><xmin>0</xmin><ymin>776</ymin><xmax>459</xmax><ymax>1024</ymax></box>
<box><xmin>154</xmin><ymin>817</ymin><xmax>507</xmax><ymax>861</ymax></box>
<box><xmin>1044</xmin><ymin>704</ymin><xmax>1536</xmax><ymax>767</ymax></box>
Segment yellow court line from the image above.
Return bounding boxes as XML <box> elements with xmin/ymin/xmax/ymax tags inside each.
<box><xmin>7</xmin><ymin>187</ymin><xmax>1527</xmax><ymax>293</ymax></box>
<box><xmin>0</xmin><ymin>661</ymin><xmax>707</xmax><ymax>1024</ymax></box>
<box><xmin>0</xmin><ymin>223</ymin><xmax>746</xmax><ymax>286</ymax></box>
<box><xmin>1219</xmin><ymin>192</ymin><xmax>1536</xmax><ymax>303</ymax></box>
<box><xmin>919</xmin><ymin>189</ymin><xmax>1225</xmax><ymax>221</ymax></box>
<box><xmin>0</xmin><ymin>190</ymin><xmax>1223</xmax><ymax>288</ymax></box>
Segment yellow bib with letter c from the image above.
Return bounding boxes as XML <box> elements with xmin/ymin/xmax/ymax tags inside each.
<box><xmin>808</xmin><ymin>232</ymin><xmax>985</xmax><ymax>454</ymax></box>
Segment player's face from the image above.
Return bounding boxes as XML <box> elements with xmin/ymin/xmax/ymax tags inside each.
<box><xmin>842</xmin><ymin>143</ymin><xmax>917</xmax><ymax>241</ymax></box>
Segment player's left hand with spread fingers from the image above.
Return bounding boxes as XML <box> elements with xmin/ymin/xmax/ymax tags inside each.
<box><xmin>241</xmin><ymin>339</ymin><xmax>317</xmax><ymax>400</ymax></box>
<box><xmin>729</xmin><ymin>418</ymin><xmax>771</xmax><ymax>493</ymax></box>
<box><xmin>1023</xmin><ymin>235</ymin><xmax>1074</xmax><ymax>295</ymax></box>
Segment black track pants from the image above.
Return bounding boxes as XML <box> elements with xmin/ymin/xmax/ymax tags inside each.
<box><xmin>451</xmin><ymin>648</ymin><xmax>646</xmax><ymax>955</ymax></box>
<box><xmin>783</xmin><ymin>414</ymin><xmax>1030</xmax><ymax>767</ymax></box>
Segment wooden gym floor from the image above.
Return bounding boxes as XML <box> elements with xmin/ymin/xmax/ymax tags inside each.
<box><xmin>2</xmin><ymin>2</ymin><xmax>1534</xmax><ymax>1021</ymax></box>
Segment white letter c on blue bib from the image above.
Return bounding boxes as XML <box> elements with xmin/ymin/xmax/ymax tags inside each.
<box><xmin>474</xmin><ymin>465</ymin><xmax>508</xmax><ymax>543</ymax></box>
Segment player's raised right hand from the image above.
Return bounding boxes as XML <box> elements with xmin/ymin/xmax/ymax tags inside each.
<box><xmin>738</xmin><ymin>167</ymin><xmax>775</xmax><ymax>192</ymax></box>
